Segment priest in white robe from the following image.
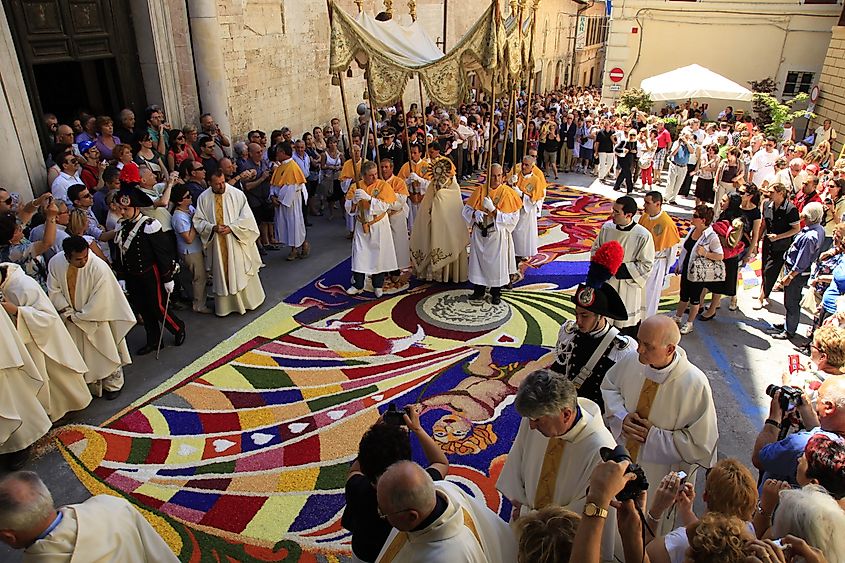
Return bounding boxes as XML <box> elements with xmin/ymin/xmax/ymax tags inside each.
<box><xmin>381</xmin><ymin>158</ymin><xmax>411</xmax><ymax>285</ymax></box>
<box><xmin>47</xmin><ymin>236</ymin><xmax>135</xmax><ymax>399</ymax></box>
<box><xmin>375</xmin><ymin>461</ymin><xmax>517</xmax><ymax>563</ymax></box>
<box><xmin>591</xmin><ymin>196</ymin><xmax>655</xmax><ymax>336</ymax></box>
<box><xmin>512</xmin><ymin>156</ymin><xmax>547</xmax><ymax>263</ymax></box>
<box><xmin>397</xmin><ymin>143</ymin><xmax>429</xmax><ymax>231</ymax></box>
<box><xmin>193</xmin><ymin>169</ymin><xmax>266</xmax><ymax>317</ymax></box>
<box><xmin>0</xmin><ymin>263</ymin><xmax>91</xmax><ymax>421</ymax></box>
<box><xmin>638</xmin><ymin>191</ymin><xmax>681</xmax><ymax>318</ymax></box>
<box><xmin>345</xmin><ymin>160</ymin><xmax>397</xmax><ymax>298</ymax></box>
<box><xmin>270</xmin><ymin>140</ymin><xmax>310</xmax><ymax>260</ymax></box>
<box><xmin>497</xmin><ymin>369</ymin><xmax>619</xmax><ymax>562</ymax></box>
<box><xmin>600</xmin><ymin>315</ymin><xmax>718</xmax><ymax>534</ymax></box>
<box><xmin>0</xmin><ymin>309</ymin><xmax>52</xmax><ymax>466</ymax></box>
<box><xmin>462</xmin><ymin>164</ymin><xmax>522</xmax><ymax>305</ymax></box>
<box><xmin>0</xmin><ymin>472</ymin><xmax>179</xmax><ymax>562</ymax></box>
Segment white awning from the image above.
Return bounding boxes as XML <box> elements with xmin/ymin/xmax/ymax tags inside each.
<box><xmin>640</xmin><ymin>64</ymin><xmax>753</xmax><ymax>102</ymax></box>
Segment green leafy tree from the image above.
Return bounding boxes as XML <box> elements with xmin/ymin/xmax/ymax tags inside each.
<box><xmin>752</xmin><ymin>92</ymin><xmax>812</xmax><ymax>139</ymax></box>
<box><xmin>617</xmin><ymin>88</ymin><xmax>653</xmax><ymax>114</ymax></box>
<box><xmin>749</xmin><ymin>77</ymin><xmax>777</xmax><ymax>126</ymax></box>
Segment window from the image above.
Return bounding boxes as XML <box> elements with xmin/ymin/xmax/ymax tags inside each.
<box><xmin>783</xmin><ymin>71</ymin><xmax>814</xmax><ymax>96</ymax></box>
<box><xmin>803</xmin><ymin>0</ymin><xmax>837</xmax><ymax>4</ymax></box>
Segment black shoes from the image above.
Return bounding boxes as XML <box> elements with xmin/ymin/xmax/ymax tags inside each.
<box><xmin>103</xmin><ymin>389</ymin><xmax>122</xmax><ymax>401</ymax></box>
<box><xmin>175</xmin><ymin>329</ymin><xmax>186</xmax><ymax>347</ymax></box>
<box><xmin>136</xmin><ymin>345</ymin><xmax>156</xmax><ymax>356</ymax></box>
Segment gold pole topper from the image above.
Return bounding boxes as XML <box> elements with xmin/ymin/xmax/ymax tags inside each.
<box><xmin>354</xmin><ymin>0</ymin><xmax>363</xmax><ymax>13</ymax></box>
<box><xmin>384</xmin><ymin>0</ymin><xmax>393</xmax><ymax>16</ymax></box>
<box><xmin>408</xmin><ymin>0</ymin><xmax>416</xmax><ymax>21</ymax></box>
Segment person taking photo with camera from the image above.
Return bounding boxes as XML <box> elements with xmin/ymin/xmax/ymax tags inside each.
<box><xmin>752</xmin><ymin>377</ymin><xmax>845</xmax><ymax>487</ymax></box>
<box><xmin>341</xmin><ymin>403</ymin><xmax>449</xmax><ymax>563</ymax></box>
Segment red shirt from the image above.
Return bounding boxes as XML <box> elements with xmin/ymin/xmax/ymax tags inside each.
<box><xmin>656</xmin><ymin>129</ymin><xmax>672</xmax><ymax>149</ymax></box>
<box><xmin>794</xmin><ymin>190</ymin><xmax>822</xmax><ymax>214</ymax></box>
<box><xmin>80</xmin><ymin>164</ymin><xmax>99</xmax><ymax>190</ymax></box>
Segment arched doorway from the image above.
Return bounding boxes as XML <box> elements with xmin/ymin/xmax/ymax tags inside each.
<box><xmin>554</xmin><ymin>60</ymin><xmax>563</xmax><ymax>90</ymax></box>
<box><xmin>4</xmin><ymin>0</ymin><xmax>146</xmax><ymax>151</ymax></box>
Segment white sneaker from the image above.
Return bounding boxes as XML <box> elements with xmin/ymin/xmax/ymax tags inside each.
<box><xmin>374</xmin><ymin>288</ymin><xmax>384</xmax><ymax>298</ymax></box>
<box><xmin>670</xmin><ymin>314</ymin><xmax>683</xmax><ymax>326</ymax></box>
<box><xmin>347</xmin><ymin>286</ymin><xmax>362</xmax><ymax>295</ymax></box>
<box><xmin>680</xmin><ymin>322</ymin><xmax>693</xmax><ymax>335</ymax></box>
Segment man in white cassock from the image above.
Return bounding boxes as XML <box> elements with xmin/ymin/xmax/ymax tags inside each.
<box><xmin>512</xmin><ymin>156</ymin><xmax>547</xmax><ymax>266</ymax></box>
<box><xmin>193</xmin><ymin>169</ymin><xmax>265</xmax><ymax>317</ymax></box>
<box><xmin>600</xmin><ymin>315</ymin><xmax>718</xmax><ymax>535</ymax></box>
<box><xmin>346</xmin><ymin>160</ymin><xmax>397</xmax><ymax>298</ymax></box>
<box><xmin>0</xmin><ymin>263</ymin><xmax>90</xmax><ymax>420</ymax></box>
<box><xmin>0</xmin><ymin>309</ymin><xmax>52</xmax><ymax>470</ymax></box>
<box><xmin>47</xmin><ymin>236</ymin><xmax>135</xmax><ymax>399</ymax></box>
<box><xmin>497</xmin><ymin>370</ymin><xmax>619</xmax><ymax>562</ymax></box>
<box><xmin>340</xmin><ymin>144</ymin><xmax>364</xmax><ymax>238</ymax></box>
<box><xmin>270</xmin><ymin>140</ymin><xmax>310</xmax><ymax>261</ymax></box>
<box><xmin>381</xmin><ymin>158</ymin><xmax>411</xmax><ymax>288</ymax></box>
<box><xmin>463</xmin><ymin>163</ymin><xmax>522</xmax><ymax>305</ymax></box>
<box><xmin>397</xmin><ymin>143</ymin><xmax>429</xmax><ymax>231</ymax></box>
<box><xmin>375</xmin><ymin>461</ymin><xmax>517</xmax><ymax>563</ymax></box>
<box><xmin>0</xmin><ymin>471</ymin><xmax>179</xmax><ymax>562</ymax></box>
<box><xmin>591</xmin><ymin>195</ymin><xmax>655</xmax><ymax>338</ymax></box>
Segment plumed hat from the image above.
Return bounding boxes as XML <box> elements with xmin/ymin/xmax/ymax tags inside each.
<box><xmin>119</xmin><ymin>161</ymin><xmax>141</xmax><ymax>185</ymax></box>
<box><xmin>116</xmin><ymin>184</ymin><xmax>153</xmax><ymax>208</ymax></box>
<box><xmin>571</xmin><ymin>241</ymin><xmax>628</xmax><ymax>321</ymax></box>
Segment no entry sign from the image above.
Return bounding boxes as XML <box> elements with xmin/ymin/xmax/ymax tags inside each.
<box><xmin>609</xmin><ymin>67</ymin><xmax>624</xmax><ymax>83</ymax></box>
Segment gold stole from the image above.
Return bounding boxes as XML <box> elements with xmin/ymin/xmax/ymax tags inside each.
<box><xmin>534</xmin><ymin>438</ymin><xmax>566</xmax><ymax>509</ymax></box>
<box><xmin>626</xmin><ymin>379</ymin><xmax>661</xmax><ymax>462</ymax></box>
<box><xmin>377</xmin><ymin>508</ymin><xmax>481</xmax><ymax>563</ymax></box>
<box><xmin>214</xmin><ymin>193</ymin><xmax>229</xmax><ymax>282</ymax></box>
<box><xmin>66</xmin><ymin>265</ymin><xmax>79</xmax><ymax>309</ymax></box>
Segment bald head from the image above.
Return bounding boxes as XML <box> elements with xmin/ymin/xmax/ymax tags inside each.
<box><xmin>637</xmin><ymin>315</ymin><xmax>681</xmax><ymax>368</ymax></box>
<box><xmin>376</xmin><ymin>461</ymin><xmax>436</xmax><ymax>531</ymax></box>
<box><xmin>0</xmin><ymin>471</ymin><xmax>56</xmax><ymax>549</ymax></box>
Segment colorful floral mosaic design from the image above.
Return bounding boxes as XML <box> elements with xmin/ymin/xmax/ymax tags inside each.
<box><xmin>56</xmin><ymin>185</ymin><xmax>684</xmax><ymax>562</ymax></box>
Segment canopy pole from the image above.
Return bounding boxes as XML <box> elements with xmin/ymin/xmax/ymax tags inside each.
<box><xmin>522</xmin><ymin>0</ymin><xmax>540</xmax><ymax>160</ymax></box>
<box><xmin>418</xmin><ymin>76</ymin><xmax>429</xmax><ymax>157</ymax></box>
<box><xmin>512</xmin><ymin>0</ymin><xmax>526</xmax><ymax>174</ymax></box>
<box><xmin>326</xmin><ymin>0</ymin><xmax>359</xmax><ymax>182</ymax></box>
<box><xmin>500</xmin><ymin>86</ymin><xmax>514</xmax><ymax>167</ymax></box>
<box><xmin>366</xmin><ymin>76</ymin><xmax>382</xmax><ymax>170</ymax></box>
<box><xmin>485</xmin><ymin>74</ymin><xmax>498</xmax><ymax>199</ymax></box>
<box><xmin>399</xmin><ymin>97</ymin><xmax>413</xmax><ymax>166</ymax></box>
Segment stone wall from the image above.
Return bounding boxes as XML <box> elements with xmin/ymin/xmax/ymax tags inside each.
<box><xmin>811</xmin><ymin>25</ymin><xmax>845</xmax><ymax>156</ymax></box>
<box><xmin>212</xmin><ymin>0</ymin><xmax>591</xmax><ymax>140</ymax></box>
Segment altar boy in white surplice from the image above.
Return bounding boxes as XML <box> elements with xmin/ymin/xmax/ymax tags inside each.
<box><xmin>47</xmin><ymin>236</ymin><xmax>135</xmax><ymax>399</ymax></box>
<box><xmin>601</xmin><ymin>315</ymin><xmax>719</xmax><ymax>535</ymax></box>
<box><xmin>497</xmin><ymin>369</ymin><xmax>619</xmax><ymax>562</ymax></box>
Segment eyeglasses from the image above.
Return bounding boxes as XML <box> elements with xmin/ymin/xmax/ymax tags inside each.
<box><xmin>0</xmin><ymin>197</ymin><xmax>11</xmax><ymax>205</ymax></box>
<box><xmin>193</xmin><ymin>166</ymin><xmax>204</xmax><ymax>172</ymax></box>
<box><xmin>176</xmin><ymin>135</ymin><xmax>185</xmax><ymax>140</ymax></box>
<box><xmin>377</xmin><ymin>506</ymin><xmax>412</xmax><ymax>520</ymax></box>
<box><xmin>79</xmin><ymin>192</ymin><xmax>92</xmax><ymax>198</ymax></box>
<box><xmin>692</xmin><ymin>214</ymin><xmax>701</xmax><ymax>219</ymax></box>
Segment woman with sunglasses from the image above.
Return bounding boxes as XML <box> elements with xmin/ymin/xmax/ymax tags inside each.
<box><xmin>166</xmin><ymin>129</ymin><xmax>199</xmax><ymax>172</ymax></box>
<box><xmin>134</xmin><ymin>133</ymin><xmax>168</xmax><ymax>182</ymax></box>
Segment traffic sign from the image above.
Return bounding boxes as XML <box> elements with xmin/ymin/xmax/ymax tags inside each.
<box><xmin>810</xmin><ymin>85</ymin><xmax>820</xmax><ymax>103</ymax></box>
<box><xmin>609</xmin><ymin>84</ymin><xmax>621</xmax><ymax>92</ymax></box>
<box><xmin>609</xmin><ymin>68</ymin><xmax>624</xmax><ymax>83</ymax></box>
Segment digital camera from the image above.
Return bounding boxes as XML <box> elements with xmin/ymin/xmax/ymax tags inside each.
<box><xmin>383</xmin><ymin>403</ymin><xmax>407</xmax><ymax>426</ymax></box>
<box><xmin>599</xmin><ymin>445</ymin><xmax>649</xmax><ymax>502</ymax></box>
<box><xmin>766</xmin><ymin>384</ymin><xmax>803</xmax><ymax>413</ymax></box>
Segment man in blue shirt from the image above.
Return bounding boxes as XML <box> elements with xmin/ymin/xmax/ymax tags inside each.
<box><xmin>664</xmin><ymin>130</ymin><xmax>693</xmax><ymax>204</ymax></box>
<box><xmin>770</xmin><ymin>202</ymin><xmax>826</xmax><ymax>339</ymax></box>
<box><xmin>752</xmin><ymin>376</ymin><xmax>845</xmax><ymax>487</ymax></box>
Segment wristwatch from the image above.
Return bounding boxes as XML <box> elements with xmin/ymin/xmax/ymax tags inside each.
<box><xmin>583</xmin><ymin>502</ymin><xmax>608</xmax><ymax>519</ymax></box>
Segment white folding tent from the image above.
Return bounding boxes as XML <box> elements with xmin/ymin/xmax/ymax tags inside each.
<box><xmin>640</xmin><ymin>64</ymin><xmax>753</xmax><ymax>102</ymax></box>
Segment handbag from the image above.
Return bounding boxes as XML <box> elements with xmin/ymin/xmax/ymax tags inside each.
<box><xmin>688</xmin><ymin>254</ymin><xmax>726</xmax><ymax>283</ymax></box>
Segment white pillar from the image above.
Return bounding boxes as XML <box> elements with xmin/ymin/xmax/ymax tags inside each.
<box><xmin>0</xmin><ymin>7</ymin><xmax>46</xmax><ymax>199</ymax></box>
<box><xmin>129</xmin><ymin>0</ymin><xmax>186</xmax><ymax>126</ymax></box>
<box><xmin>186</xmin><ymin>0</ymin><xmax>232</xmax><ymax>138</ymax></box>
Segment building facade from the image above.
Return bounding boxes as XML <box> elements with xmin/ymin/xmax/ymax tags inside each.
<box><xmin>601</xmin><ymin>0</ymin><xmax>841</xmax><ymax>110</ymax></box>
<box><xmin>809</xmin><ymin>4</ymin><xmax>845</xmax><ymax>154</ymax></box>
<box><xmin>2</xmin><ymin>0</ymin><xmax>601</xmax><ymax>200</ymax></box>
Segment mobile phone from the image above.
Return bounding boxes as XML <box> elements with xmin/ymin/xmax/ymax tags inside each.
<box><xmin>676</xmin><ymin>471</ymin><xmax>687</xmax><ymax>484</ymax></box>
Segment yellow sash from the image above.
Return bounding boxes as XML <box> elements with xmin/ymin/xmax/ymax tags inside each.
<box><xmin>270</xmin><ymin>159</ymin><xmax>306</xmax><ymax>186</ymax></box>
<box><xmin>626</xmin><ymin>378</ymin><xmax>661</xmax><ymax>462</ymax></box>
<box><xmin>534</xmin><ymin>438</ymin><xmax>566</xmax><ymax>509</ymax></box>
<box><xmin>377</xmin><ymin>507</ymin><xmax>481</xmax><ymax>563</ymax></box>
<box><xmin>214</xmin><ymin>193</ymin><xmax>229</xmax><ymax>282</ymax></box>
<box><xmin>465</xmin><ymin>184</ymin><xmax>522</xmax><ymax>215</ymax></box>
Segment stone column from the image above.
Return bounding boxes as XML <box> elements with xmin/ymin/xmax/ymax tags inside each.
<box><xmin>186</xmin><ymin>0</ymin><xmax>232</xmax><ymax>139</ymax></box>
<box><xmin>0</xmin><ymin>7</ymin><xmax>46</xmax><ymax>199</ymax></box>
<box><xmin>129</xmin><ymin>0</ymin><xmax>187</xmax><ymax>126</ymax></box>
